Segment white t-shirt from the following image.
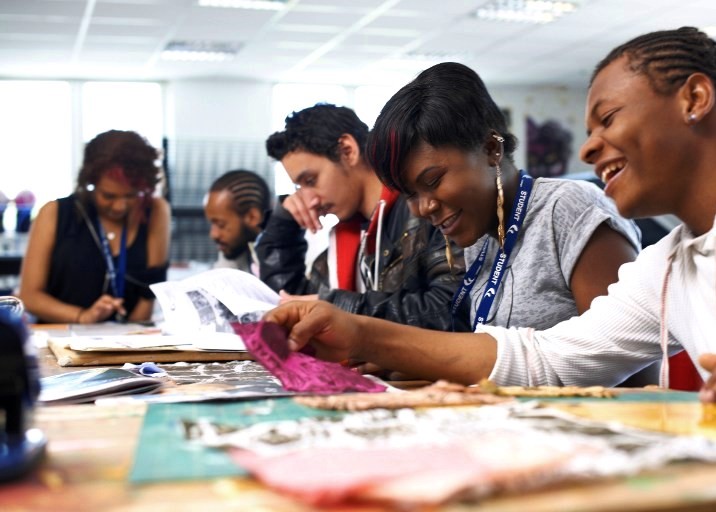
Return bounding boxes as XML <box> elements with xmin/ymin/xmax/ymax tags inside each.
<box><xmin>480</xmin><ymin>217</ymin><xmax>716</xmax><ymax>387</ymax></box>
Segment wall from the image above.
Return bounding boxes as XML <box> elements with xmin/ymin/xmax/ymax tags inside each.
<box><xmin>166</xmin><ymin>77</ymin><xmax>273</xmax><ymax>141</ymax></box>
<box><xmin>490</xmin><ymin>83</ymin><xmax>589</xmax><ymax>175</ymax></box>
<box><xmin>162</xmin><ymin>77</ymin><xmax>591</xmax><ymax>263</ymax></box>
<box><xmin>166</xmin><ymin>77</ymin><xmax>590</xmax><ymax>176</ymax></box>
<box><xmin>164</xmin><ymin>78</ymin><xmax>276</xmax><ymax>262</ymax></box>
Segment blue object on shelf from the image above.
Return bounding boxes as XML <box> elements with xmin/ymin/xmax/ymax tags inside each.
<box><xmin>14</xmin><ymin>207</ymin><xmax>32</xmax><ymax>234</ymax></box>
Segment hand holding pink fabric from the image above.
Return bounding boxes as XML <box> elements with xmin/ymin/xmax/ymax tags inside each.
<box><xmin>232</xmin><ymin>321</ymin><xmax>385</xmax><ymax>394</ymax></box>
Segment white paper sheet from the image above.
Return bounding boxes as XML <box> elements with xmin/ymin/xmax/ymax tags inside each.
<box><xmin>66</xmin><ymin>332</ymin><xmax>246</xmax><ymax>352</ymax></box>
<box><xmin>150</xmin><ymin>268</ymin><xmax>279</xmax><ymax>335</ymax></box>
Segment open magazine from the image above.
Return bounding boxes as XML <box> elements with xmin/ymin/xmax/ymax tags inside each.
<box><xmin>150</xmin><ymin>267</ymin><xmax>279</xmax><ymax>335</ymax></box>
<box><xmin>45</xmin><ymin>269</ymin><xmax>280</xmax><ymax>359</ymax></box>
<box><xmin>39</xmin><ymin>368</ymin><xmax>164</xmax><ymax>404</ymax></box>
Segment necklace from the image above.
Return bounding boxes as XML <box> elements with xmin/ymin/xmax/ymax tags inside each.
<box><xmin>106</xmin><ymin>231</ymin><xmax>116</xmax><ymax>241</ymax></box>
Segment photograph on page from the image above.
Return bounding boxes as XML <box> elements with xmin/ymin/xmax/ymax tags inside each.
<box><xmin>150</xmin><ymin>268</ymin><xmax>279</xmax><ymax>335</ymax></box>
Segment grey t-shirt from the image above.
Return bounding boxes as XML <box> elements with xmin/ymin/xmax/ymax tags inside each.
<box><xmin>464</xmin><ymin>177</ymin><xmax>641</xmax><ymax>331</ymax></box>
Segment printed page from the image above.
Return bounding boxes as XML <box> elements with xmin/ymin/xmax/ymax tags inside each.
<box><xmin>150</xmin><ymin>268</ymin><xmax>279</xmax><ymax>335</ymax></box>
<box><xmin>67</xmin><ymin>332</ymin><xmax>245</xmax><ymax>352</ymax></box>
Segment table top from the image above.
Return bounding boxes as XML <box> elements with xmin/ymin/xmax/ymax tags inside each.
<box><xmin>5</xmin><ymin>335</ymin><xmax>716</xmax><ymax>511</ymax></box>
<box><xmin>5</xmin><ymin>399</ymin><xmax>716</xmax><ymax>512</ymax></box>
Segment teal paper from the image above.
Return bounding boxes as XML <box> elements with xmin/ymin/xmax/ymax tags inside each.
<box><xmin>130</xmin><ymin>398</ymin><xmax>341</xmax><ymax>483</ymax></box>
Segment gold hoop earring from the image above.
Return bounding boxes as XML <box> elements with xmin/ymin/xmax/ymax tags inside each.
<box><xmin>493</xmin><ymin>133</ymin><xmax>506</xmax><ymax>250</ymax></box>
<box><xmin>444</xmin><ymin>234</ymin><xmax>454</xmax><ymax>272</ymax></box>
<box><xmin>495</xmin><ymin>160</ymin><xmax>505</xmax><ymax>250</ymax></box>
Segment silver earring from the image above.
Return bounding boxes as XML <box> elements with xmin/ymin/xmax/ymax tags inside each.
<box><xmin>688</xmin><ymin>113</ymin><xmax>698</xmax><ymax>124</ymax></box>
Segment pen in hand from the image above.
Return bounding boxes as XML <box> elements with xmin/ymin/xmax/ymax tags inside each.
<box><xmin>80</xmin><ymin>294</ymin><xmax>125</xmax><ymax>323</ymax></box>
<box><xmin>113</xmin><ymin>298</ymin><xmax>127</xmax><ymax>323</ymax></box>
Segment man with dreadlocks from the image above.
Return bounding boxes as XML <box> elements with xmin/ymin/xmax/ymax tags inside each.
<box><xmin>204</xmin><ymin>169</ymin><xmax>271</xmax><ymax>275</ymax></box>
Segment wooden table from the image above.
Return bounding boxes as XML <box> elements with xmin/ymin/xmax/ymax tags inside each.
<box><xmin>5</xmin><ymin>342</ymin><xmax>716</xmax><ymax>511</ymax></box>
<box><xmin>4</xmin><ymin>399</ymin><xmax>716</xmax><ymax>512</ymax></box>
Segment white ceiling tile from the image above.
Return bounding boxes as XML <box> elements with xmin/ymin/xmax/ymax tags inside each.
<box><xmin>0</xmin><ymin>0</ymin><xmax>712</xmax><ymax>84</ymax></box>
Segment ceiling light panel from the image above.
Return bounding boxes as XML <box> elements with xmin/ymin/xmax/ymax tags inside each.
<box><xmin>161</xmin><ymin>41</ymin><xmax>242</xmax><ymax>62</ymax></box>
<box><xmin>474</xmin><ymin>0</ymin><xmax>582</xmax><ymax>24</ymax></box>
<box><xmin>197</xmin><ymin>0</ymin><xmax>289</xmax><ymax>10</ymax></box>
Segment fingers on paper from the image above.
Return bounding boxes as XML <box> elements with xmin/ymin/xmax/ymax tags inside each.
<box><xmin>279</xmin><ymin>290</ymin><xmax>319</xmax><ymax>304</ymax></box>
<box><xmin>699</xmin><ymin>353</ymin><xmax>716</xmax><ymax>371</ymax></box>
<box><xmin>698</xmin><ymin>353</ymin><xmax>716</xmax><ymax>403</ymax></box>
<box><xmin>278</xmin><ymin>290</ymin><xmax>292</xmax><ymax>305</ymax></box>
<box><xmin>264</xmin><ymin>301</ymin><xmax>336</xmax><ymax>354</ymax></box>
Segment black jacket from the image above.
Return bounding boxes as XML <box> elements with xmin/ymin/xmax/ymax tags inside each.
<box><xmin>256</xmin><ymin>196</ymin><xmax>470</xmax><ymax>332</ymax></box>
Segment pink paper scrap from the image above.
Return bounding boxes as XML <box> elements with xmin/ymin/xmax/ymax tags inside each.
<box><xmin>232</xmin><ymin>321</ymin><xmax>386</xmax><ymax>394</ymax></box>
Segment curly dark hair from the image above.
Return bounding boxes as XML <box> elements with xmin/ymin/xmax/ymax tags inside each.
<box><xmin>366</xmin><ymin>62</ymin><xmax>518</xmax><ymax>193</ymax></box>
<box><xmin>265</xmin><ymin>103</ymin><xmax>369</xmax><ymax>164</ymax></box>
<box><xmin>75</xmin><ymin>130</ymin><xmax>161</xmax><ymax>206</ymax></box>
<box><xmin>591</xmin><ymin>26</ymin><xmax>716</xmax><ymax>95</ymax></box>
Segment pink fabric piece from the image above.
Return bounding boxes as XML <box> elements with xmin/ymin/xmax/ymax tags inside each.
<box><xmin>232</xmin><ymin>321</ymin><xmax>386</xmax><ymax>394</ymax></box>
<box><xmin>229</xmin><ymin>434</ymin><xmax>577</xmax><ymax>507</ymax></box>
<box><xmin>229</xmin><ymin>444</ymin><xmax>487</xmax><ymax>506</ymax></box>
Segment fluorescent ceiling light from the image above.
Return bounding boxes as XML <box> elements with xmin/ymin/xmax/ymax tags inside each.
<box><xmin>161</xmin><ymin>50</ymin><xmax>234</xmax><ymax>62</ymax></box>
<box><xmin>197</xmin><ymin>0</ymin><xmax>288</xmax><ymax>10</ymax></box>
<box><xmin>160</xmin><ymin>41</ymin><xmax>241</xmax><ymax>62</ymax></box>
<box><xmin>474</xmin><ymin>0</ymin><xmax>581</xmax><ymax>24</ymax></box>
<box><xmin>407</xmin><ymin>50</ymin><xmax>475</xmax><ymax>61</ymax></box>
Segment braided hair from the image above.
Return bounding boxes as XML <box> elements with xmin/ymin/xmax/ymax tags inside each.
<box><xmin>591</xmin><ymin>26</ymin><xmax>716</xmax><ymax>95</ymax></box>
<box><xmin>209</xmin><ymin>170</ymin><xmax>271</xmax><ymax>216</ymax></box>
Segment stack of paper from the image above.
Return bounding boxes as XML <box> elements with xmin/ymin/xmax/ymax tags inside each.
<box><xmin>66</xmin><ymin>332</ymin><xmax>246</xmax><ymax>352</ymax></box>
<box><xmin>39</xmin><ymin>368</ymin><xmax>164</xmax><ymax>405</ymax></box>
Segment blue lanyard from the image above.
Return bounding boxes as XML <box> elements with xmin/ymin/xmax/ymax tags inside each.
<box><xmin>450</xmin><ymin>170</ymin><xmax>534</xmax><ymax>331</ymax></box>
<box><xmin>96</xmin><ymin>221</ymin><xmax>128</xmax><ymax>298</ymax></box>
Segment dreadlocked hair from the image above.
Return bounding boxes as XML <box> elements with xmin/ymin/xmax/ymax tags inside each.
<box><xmin>209</xmin><ymin>170</ymin><xmax>271</xmax><ymax>216</ymax></box>
<box><xmin>591</xmin><ymin>26</ymin><xmax>716</xmax><ymax>95</ymax></box>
